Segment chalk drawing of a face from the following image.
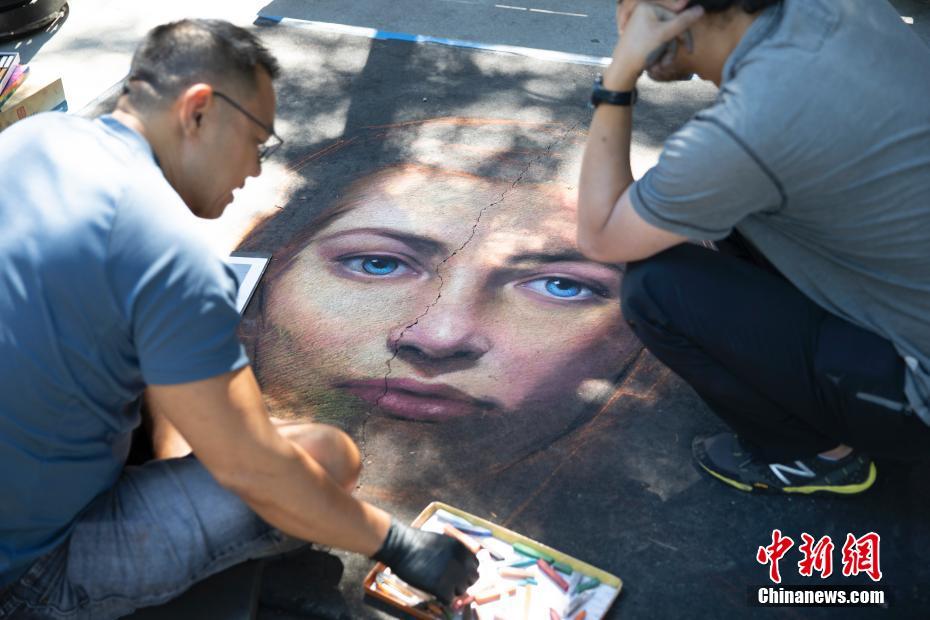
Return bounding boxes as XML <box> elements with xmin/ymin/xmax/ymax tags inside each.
<box><xmin>242</xmin><ymin>121</ymin><xmax>640</xmax><ymax>485</ymax></box>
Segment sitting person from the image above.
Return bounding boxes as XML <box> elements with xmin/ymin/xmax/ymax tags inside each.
<box><xmin>0</xmin><ymin>19</ymin><xmax>476</xmax><ymax>619</ymax></box>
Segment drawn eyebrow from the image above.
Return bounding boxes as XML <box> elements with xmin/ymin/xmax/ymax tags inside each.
<box><xmin>314</xmin><ymin>227</ymin><xmax>450</xmax><ymax>257</ymax></box>
<box><xmin>506</xmin><ymin>250</ymin><xmax>625</xmax><ymax>273</ymax></box>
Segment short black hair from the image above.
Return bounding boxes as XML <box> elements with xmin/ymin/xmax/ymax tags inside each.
<box><xmin>686</xmin><ymin>0</ymin><xmax>781</xmax><ymax>13</ymax></box>
<box><xmin>125</xmin><ymin>19</ymin><xmax>280</xmax><ymax>111</ymax></box>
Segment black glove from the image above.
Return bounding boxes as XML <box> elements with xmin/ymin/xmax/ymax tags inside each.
<box><xmin>372</xmin><ymin>519</ymin><xmax>479</xmax><ymax>604</ymax></box>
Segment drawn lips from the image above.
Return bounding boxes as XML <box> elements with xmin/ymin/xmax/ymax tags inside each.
<box><xmin>338</xmin><ymin>378</ymin><xmax>489</xmax><ymax>422</ymax></box>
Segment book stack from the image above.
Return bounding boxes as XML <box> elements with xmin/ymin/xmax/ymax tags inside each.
<box><xmin>0</xmin><ymin>52</ymin><xmax>28</xmax><ymax>109</ymax></box>
<box><xmin>0</xmin><ymin>55</ymin><xmax>66</xmax><ymax>132</ymax></box>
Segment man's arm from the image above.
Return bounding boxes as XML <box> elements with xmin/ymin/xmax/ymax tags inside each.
<box><xmin>147</xmin><ymin>366</ymin><xmax>479</xmax><ymax>602</ymax></box>
<box><xmin>146</xmin><ymin>365</ymin><xmax>392</xmax><ymax>555</ymax></box>
<box><xmin>577</xmin><ymin>0</ymin><xmax>702</xmax><ymax>263</ymax></box>
<box><xmin>146</xmin><ymin>395</ymin><xmax>192</xmax><ymax>459</ymax></box>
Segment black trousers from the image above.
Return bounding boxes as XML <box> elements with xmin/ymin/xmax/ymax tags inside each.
<box><xmin>621</xmin><ymin>238</ymin><xmax>930</xmax><ymax>462</ymax></box>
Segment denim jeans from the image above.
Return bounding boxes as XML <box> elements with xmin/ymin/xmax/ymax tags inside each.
<box><xmin>0</xmin><ymin>455</ymin><xmax>305</xmax><ymax>619</ymax></box>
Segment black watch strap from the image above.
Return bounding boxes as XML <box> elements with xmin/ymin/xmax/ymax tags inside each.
<box><xmin>590</xmin><ymin>75</ymin><xmax>638</xmax><ymax>108</ymax></box>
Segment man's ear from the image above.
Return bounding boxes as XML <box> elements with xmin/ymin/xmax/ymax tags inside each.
<box><xmin>178</xmin><ymin>83</ymin><xmax>213</xmax><ymax>136</ymax></box>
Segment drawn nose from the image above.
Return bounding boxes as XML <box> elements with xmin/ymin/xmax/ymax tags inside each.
<box><xmin>388</xmin><ymin>301</ymin><xmax>491</xmax><ymax>364</ymax></box>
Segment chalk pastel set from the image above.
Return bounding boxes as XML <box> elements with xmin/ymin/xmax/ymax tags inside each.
<box><xmin>364</xmin><ymin>502</ymin><xmax>621</xmax><ymax>619</ymax></box>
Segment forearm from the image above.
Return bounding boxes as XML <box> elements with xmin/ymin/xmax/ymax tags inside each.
<box><xmin>223</xmin><ymin>434</ymin><xmax>390</xmax><ymax>556</ymax></box>
<box><xmin>577</xmin><ymin>67</ymin><xmax>639</xmax><ymax>241</ymax></box>
<box><xmin>578</xmin><ymin>0</ymin><xmax>704</xmax><ymax>257</ymax></box>
<box><xmin>147</xmin><ymin>368</ymin><xmax>390</xmax><ymax>557</ymax></box>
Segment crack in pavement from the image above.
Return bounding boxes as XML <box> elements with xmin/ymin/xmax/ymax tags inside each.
<box><xmin>355</xmin><ymin>123</ymin><xmax>581</xmax><ymax>476</ymax></box>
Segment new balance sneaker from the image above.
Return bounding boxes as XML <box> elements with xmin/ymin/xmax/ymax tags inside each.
<box><xmin>692</xmin><ymin>433</ymin><xmax>876</xmax><ymax>495</ymax></box>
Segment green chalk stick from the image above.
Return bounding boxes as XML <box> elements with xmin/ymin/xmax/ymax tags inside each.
<box><xmin>575</xmin><ymin>577</ymin><xmax>600</xmax><ymax>594</ymax></box>
<box><xmin>552</xmin><ymin>561</ymin><xmax>573</xmax><ymax>575</ymax></box>
<box><xmin>512</xmin><ymin>542</ymin><xmax>554</xmax><ymax>563</ymax></box>
<box><xmin>509</xmin><ymin>558</ymin><xmax>537</xmax><ymax>568</ymax></box>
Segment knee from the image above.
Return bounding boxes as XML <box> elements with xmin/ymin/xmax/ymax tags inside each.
<box><xmin>621</xmin><ymin>246</ymin><xmax>691</xmax><ymax>327</ymax></box>
<box><xmin>281</xmin><ymin>424</ymin><xmax>362</xmax><ymax>492</ymax></box>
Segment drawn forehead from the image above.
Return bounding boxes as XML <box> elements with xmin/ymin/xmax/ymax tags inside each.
<box><xmin>348</xmin><ymin>167</ymin><xmax>569</xmax><ymax>214</ymax></box>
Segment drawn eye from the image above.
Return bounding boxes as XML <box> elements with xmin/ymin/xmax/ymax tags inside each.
<box><xmin>522</xmin><ymin>277</ymin><xmax>598</xmax><ymax>300</ymax></box>
<box><xmin>339</xmin><ymin>256</ymin><xmax>416</xmax><ymax>277</ymax></box>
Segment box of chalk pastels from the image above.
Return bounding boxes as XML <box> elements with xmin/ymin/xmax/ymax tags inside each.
<box><xmin>363</xmin><ymin>502</ymin><xmax>622</xmax><ymax>619</ymax></box>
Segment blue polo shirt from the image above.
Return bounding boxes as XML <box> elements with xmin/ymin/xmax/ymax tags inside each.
<box><xmin>0</xmin><ymin>113</ymin><xmax>249</xmax><ymax>587</ymax></box>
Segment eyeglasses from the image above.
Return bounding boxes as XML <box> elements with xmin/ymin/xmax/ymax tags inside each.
<box><xmin>213</xmin><ymin>90</ymin><xmax>284</xmax><ymax>162</ymax></box>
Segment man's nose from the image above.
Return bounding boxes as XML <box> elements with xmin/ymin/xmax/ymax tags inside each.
<box><xmin>388</xmin><ymin>300</ymin><xmax>491</xmax><ymax>364</ymax></box>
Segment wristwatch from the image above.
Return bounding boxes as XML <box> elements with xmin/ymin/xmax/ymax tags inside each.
<box><xmin>590</xmin><ymin>75</ymin><xmax>638</xmax><ymax>108</ymax></box>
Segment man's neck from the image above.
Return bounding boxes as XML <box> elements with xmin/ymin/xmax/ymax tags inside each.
<box><xmin>111</xmin><ymin>102</ymin><xmax>177</xmax><ymax>176</ymax></box>
<box><xmin>110</xmin><ymin>105</ymin><xmax>150</xmax><ymax>147</ymax></box>
<box><xmin>693</xmin><ymin>9</ymin><xmax>761</xmax><ymax>86</ymax></box>
<box><xmin>110</xmin><ymin>102</ymin><xmax>188</xmax><ymax>211</ymax></box>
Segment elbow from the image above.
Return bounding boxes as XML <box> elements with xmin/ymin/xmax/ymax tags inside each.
<box><xmin>577</xmin><ymin>228</ymin><xmax>616</xmax><ymax>263</ymax></box>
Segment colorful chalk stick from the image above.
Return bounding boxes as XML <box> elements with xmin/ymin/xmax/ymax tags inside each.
<box><xmin>509</xmin><ymin>558</ymin><xmax>537</xmax><ymax>568</ymax></box>
<box><xmin>443</xmin><ymin>524</ymin><xmax>482</xmax><ymax>554</ymax></box>
<box><xmin>512</xmin><ymin>542</ymin><xmax>555</xmax><ymax>563</ymax></box>
<box><xmin>434</xmin><ymin>509</ymin><xmax>493</xmax><ymax>537</ymax></box>
<box><xmin>537</xmin><ymin>559</ymin><xmax>570</xmax><ymax>592</ymax></box>
<box><xmin>575</xmin><ymin>577</ymin><xmax>600</xmax><ymax>594</ymax></box>
<box><xmin>553</xmin><ymin>561</ymin><xmax>574</xmax><ymax>575</ymax></box>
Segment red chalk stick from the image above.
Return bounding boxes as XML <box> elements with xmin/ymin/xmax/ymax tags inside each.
<box><xmin>537</xmin><ymin>559</ymin><xmax>570</xmax><ymax>592</ymax></box>
<box><xmin>443</xmin><ymin>524</ymin><xmax>482</xmax><ymax>554</ymax></box>
<box><xmin>550</xmin><ymin>608</ymin><xmax>562</xmax><ymax>620</ymax></box>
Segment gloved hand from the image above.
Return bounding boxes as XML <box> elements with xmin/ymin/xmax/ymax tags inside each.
<box><xmin>372</xmin><ymin>519</ymin><xmax>479</xmax><ymax>603</ymax></box>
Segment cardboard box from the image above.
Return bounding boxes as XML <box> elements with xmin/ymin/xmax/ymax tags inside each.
<box><xmin>364</xmin><ymin>502</ymin><xmax>623</xmax><ymax>619</ymax></box>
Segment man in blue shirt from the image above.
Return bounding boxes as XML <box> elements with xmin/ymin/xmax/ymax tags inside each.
<box><xmin>0</xmin><ymin>19</ymin><xmax>476</xmax><ymax>619</ymax></box>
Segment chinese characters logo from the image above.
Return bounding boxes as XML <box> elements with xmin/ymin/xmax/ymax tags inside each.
<box><xmin>757</xmin><ymin>530</ymin><xmax>881</xmax><ymax>583</ymax></box>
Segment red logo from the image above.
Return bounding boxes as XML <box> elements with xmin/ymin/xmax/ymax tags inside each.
<box><xmin>797</xmin><ymin>534</ymin><xmax>834</xmax><ymax>578</ymax></box>
<box><xmin>841</xmin><ymin>532</ymin><xmax>882</xmax><ymax>582</ymax></box>
<box><xmin>759</xmin><ymin>530</ymin><xmax>881</xmax><ymax>583</ymax></box>
<box><xmin>757</xmin><ymin>529</ymin><xmax>795</xmax><ymax>584</ymax></box>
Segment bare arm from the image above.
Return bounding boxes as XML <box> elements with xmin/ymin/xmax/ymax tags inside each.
<box><xmin>146</xmin><ymin>394</ymin><xmax>192</xmax><ymax>459</ymax></box>
<box><xmin>577</xmin><ymin>0</ymin><xmax>701</xmax><ymax>263</ymax></box>
<box><xmin>146</xmin><ymin>365</ymin><xmax>391</xmax><ymax>556</ymax></box>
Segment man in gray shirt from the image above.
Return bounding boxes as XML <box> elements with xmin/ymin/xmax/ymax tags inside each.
<box><xmin>577</xmin><ymin>0</ymin><xmax>930</xmax><ymax>494</ymax></box>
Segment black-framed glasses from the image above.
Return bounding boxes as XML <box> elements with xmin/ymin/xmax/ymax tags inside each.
<box><xmin>213</xmin><ymin>90</ymin><xmax>284</xmax><ymax>162</ymax></box>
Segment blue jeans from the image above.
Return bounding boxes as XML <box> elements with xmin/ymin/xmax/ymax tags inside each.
<box><xmin>0</xmin><ymin>456</ymin><xmax>305</xmax><ymax>619</ymax></box>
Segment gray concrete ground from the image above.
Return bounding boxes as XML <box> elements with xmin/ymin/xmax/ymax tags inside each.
<box><xmin>5</xmin><ymin>0</ymin><xmax>929</xmax><ymax>115</ymax></box>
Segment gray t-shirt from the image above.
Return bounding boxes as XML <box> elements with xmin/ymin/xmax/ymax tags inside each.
<box><xmin>0</xmin><ymin>113</ymin><xmax>249</xmax><ymax>586</ymax></box>
<box><xmin>630</xmin><ymin>0</ymin><xmax>930</xmax><ymax>424</ymax></box>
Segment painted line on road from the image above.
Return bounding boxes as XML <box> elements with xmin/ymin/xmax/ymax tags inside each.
<box><xmin>255</xmin><ymin>15</ymin><xmax>611</xmax><ymax>67</ymax></box>
<box><xmin>495</xmin><ymin>5</ymin><xmax>587</xmax><ymax>18</ymax></box>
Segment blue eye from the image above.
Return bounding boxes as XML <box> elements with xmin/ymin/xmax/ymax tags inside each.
<box><xmin>523</xmin><ymin>277</ymin><xmax>596</xmax><ymax>300</ymax></box>
<box><xmin>340</xmin><ymin>256</ymin><xmax>414</xmax><ymax>277</ymax></box>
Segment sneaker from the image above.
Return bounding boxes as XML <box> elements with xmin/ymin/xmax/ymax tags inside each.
<box><xmin>692</xmin><ymin>433</ymin><xmax>876</xmax><ymax>495</ymax></box>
